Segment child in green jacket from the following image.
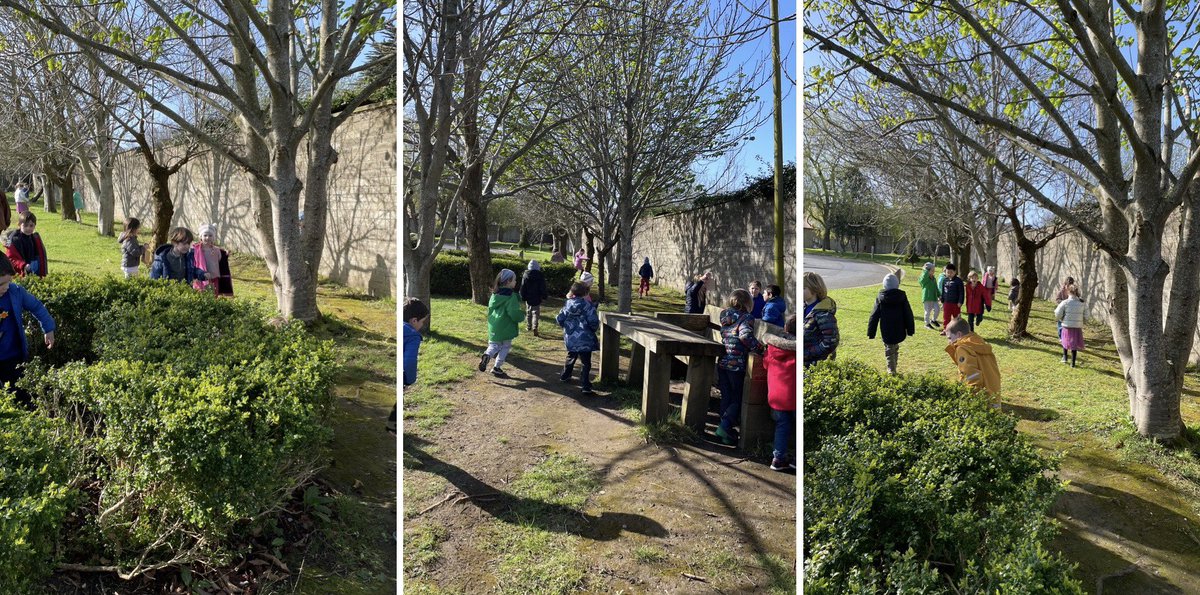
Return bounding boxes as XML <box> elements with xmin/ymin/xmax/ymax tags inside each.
<box><xmin>918</xmin><ymin>262</ymin><xmax>941</xmax><ymax>329</ymax></box>
<box><xmin>479</xmin><ymin>269</ymin><xmax>525</xmax><ymax>378</ymax></box>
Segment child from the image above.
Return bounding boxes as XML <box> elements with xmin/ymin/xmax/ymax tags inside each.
<box><xmin>573</xmin><ymin>248</ymin><xmax>587</xmax><ymax>272</ymax></box>
<box><xmin>394</xmin><ymin>298</ymin><xmax>430</xmax><ymax>434</ymax></box>
<box><xmin>1054</xmin><ymin>276</ymin><xmax>1075</xmax><ymax>333</ymax></box>
<box><xmin>0</xmin><ymin>254</ymin><xmax>56</xmax><ymax>408</ymax></box>
<box><xmin>192</xmin><ymin>224</ymin><xmax>233</xmax><ymax>296</ymax></box>
<box><xmin>1008</xmin><ymin>277</ymin><xmax>1021</xmax><ymax>312</ymax></box>
<box><xmin>572</xmin><ymin>271</ymin><xmax>594</xmax><ymax>303</ymax></box>
<box><xmin>715</xmin><ymin>289</ymin><xmax>760</xmax><ymax>445</ymax></box>
<box><xmin>520</xmin><ymin>260</ymin><xmax>548</xmax><ymax>337</ymax></box>
<box><xmin>479</xmin><ymin>269</ymin><xmax>524</xmax><ymax>378</ymax></box>
<box><xmin>7</xmin><ymin>212</ymin><xmax>47</xmax><ymax>278</ymax></box>
<box><xmin>14</xmin><ymin>182</ymin><xmax>28</xmax><ymax>215</ymax></box>
<box><xmin>867</xmin><ymin>273</ymin><xmax>914</xmax><ymax>375</ymax></box>
<box><xmin>944</xmin><ymin>318</ymin><xmax>1001</xmax><ymax>406</ymax></box>
<box><xmin>1055</xmin><ymin>284</ymin><xmax>1086</xmax><ymax>367</ymax></box>
<box><xmin>964</xmin><ymin>270</ymin><xmax>993</xmax><ymax>332</ymax></box>
<box><xmin>802</xmin><ymin>272</ymin><xmax>839</xmax><ymax>367</ymax></box>
<box><xmin>117</xmin><ymin>218</ymin><xmax>149</xmax><ymax>279</ymax></box>
<box><xmin>918</xmin><ymin>262</ymin><xmax>941</xmax><ymax>329</ymax></box>
<box><xmin>749</xmin><ymin>280</ymin><xmax>765</xmax><ymax>318</ymax></box>
<box><xmin>72</xmin><ymin>190</ymin><xmax>84</xmax><ymax>222</ymax></box>
<box><xmin>939</xmin><ymin>263</ymin><xmax>965</xmax><ymax>335</ymax></box>
<box><xmin>762</xmin><ymin>316</ymin><xmax>796</xmax><ymax>471</ymax></box>
<box><xmin>639</xmin><ymin>258</ymin><xmax>654</xmax><ymax>298</ymax></box>
<box><xmin>762</xmin><ymin>284</ymin><xmax>788</xmax><ymax>327</ymax></box>
<box><xmin>556</xmin><ymin>282</ymin><xmax>600</xmax><ymax>394</ymax></box>
<box><xmin>150</xmin><ymin>227</ymin><xmax>209</xmax><ymax>284</ymax></box>
<box><xmin>684</xmin><ymin>271</ymin><xmax>713</xmax><ymax>314</ymax></box>
<box><xmin>982</xmin><ymin>266</ymin><xmax>998</xmax><ymax>299</ymax></box>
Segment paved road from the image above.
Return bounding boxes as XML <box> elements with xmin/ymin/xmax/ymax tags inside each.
<box><xmin>804</xmin><ymin>254</ymin><xmax>898</xmax><ymax>290</ymax></box>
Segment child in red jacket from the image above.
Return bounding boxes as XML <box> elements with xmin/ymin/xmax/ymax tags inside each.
<box><xmin>762</xmin><ymin>315</ymin><xmax>796</xmax><ymax>471</ymax></box>
<box><xmin>7</xmin><ymin>211</ymin><xmax>47</xmax><ymax>278</ymax></box>
<box><xmin>964</xmin><ymin>270</ymin><xmax>992</xmax><ymax>332</ymax></box>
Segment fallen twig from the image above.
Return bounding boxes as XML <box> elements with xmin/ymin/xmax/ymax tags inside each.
<box><xmin>416</xmin><ymin>491</ymin><xmax>462</xmax><ymax>516</ymax></box>
<box><xmin>260</xmin><ymin>552</ymin><xmax>290</xmax><ymax>574</ymax></box>
<box><xmin>681</xmin><ymin>572</ymin><xmax>708</xmax><ymax>582</ymax></box>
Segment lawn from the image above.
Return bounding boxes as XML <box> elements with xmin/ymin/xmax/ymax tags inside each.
<box><xmin>804</xmin><ymin>247</ymin><xmax>915</xmax><ymax>267</ymax></box>
<box><xmin>26</xmin><ymin>203</ymin><xmax>397</xmax><ymax>594</ymax></box>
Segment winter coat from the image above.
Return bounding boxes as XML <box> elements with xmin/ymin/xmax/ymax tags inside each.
<box><xmin>918</xmin><ymin>270</ymin><xmax>940</xmax><ymax>302</ymax></box>
<box><xmin>1055</xmin><ymin>296</ymin><xmax>1086</xmax><ymax>329</ymax></box>
<box><xmin>556</xmin><ymin>297</ymin><xmax>600</xmax><ymax>353</ymax></box>
<box><xmin>0</xmin><ymin>193</ymin><xmax>9</xmax><ymax>230</ymax></box>
<box><xmin>7</xmin><ymin>231</ymin><xmax>47</xmax><ymax>278</ymax></box>
<box><xmin>150</xmin><ymin>244</ymin><xmax>207</xmax><ymax>284</ymax></box>
<box><xmin>945</xmin><ymin>332</ymin><xmax>1001</xmax><ymax>400</ymax></box>
<box><xmin>403</xmin><ymin>322</ymin><xmax>422</xmax><ymax>387</ymax></box>
<box><xmin>638</xmin><ymin>262</ymin><xmax>654</xmax><ymax>279</ymax></box>
<box><xmin>964</xmin><ymin>282</ymin><xmax>993</xmax><ymax>315</ymax></box>
<box><xmin>0</xmin><ymin>282</ymin><xmax>56</xmax><ymax>360</ymax></box>
<box><xmin>684</xmin><ymin>280</ymin><xmax>706</xmax><ymax>314</ymax></box>
<box><xmin>762</xmin><ymin>332</ymin><xmax>796</xmax><ymax>412</ymax></box>
<box><xmin>1008</xmin><ymin>283</ymin><xmax>1020</xmax><ymax>303</ymax></box>
<box><xmin>940</xmin><ymin>276</ymin><xmax>965</xmax><ymax>305</ymax></box>
<box><xmin>803</xmin><ymin>297</ymin><xmax>839</xmax><ymax>367</ymax></box>
<box><xmin>867</xmin><ymin>288</ymin><xmax>915</xmax><ymax>345</ymax></box>
<box><xmin>751</xmin><ymin>294</ymin><xmax>765</xmax><ymax>319</ymax></box>
<box><xmin>573</xmin><ymin>251</ymin><xmax>586</xmax><ymax>271</ymax></box>
<box><xmin>1055</xmin><ymin>283</ymin><xmax>1073</xmax><ymax>303</ymax></box>
<box><xmin>718</xmin><ymin>308</ymin><xmax>759</xmax><ymax>371</ymax></box>
<box><xmin>762</xmin><ymin>296</ymin><xmax>787</xmax><ymax>327</ymax></box>
<box><xmin>119</xmin><ymin>233</ymin><xmax>145</xmax><ymax>269</ymax></box>
<box><xmin>519</xmin><ymin>269</ymin><xmax>548</xmax><ymax>307</ymax></box>
<box><xmin>487</xmin><ymin>288</ymin><xmax>525</xmax><ymax>343</ymax></box>
<box><xmin>937</xmin><ymin>273</ymin><xmax>947</xmax><ymax>296</ymax></box>
<box><xmin>982</xmin><ymin>271</ymin><xmax>998</xmax><ymax>294</ymax></box>
<box><xmin>191</xmin><ymin>243</ymin><xmax>233</xmax><ymax>296</ymax></box>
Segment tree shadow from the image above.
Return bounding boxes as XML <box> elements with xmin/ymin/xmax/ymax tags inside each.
<box><xmin>1004</xmin><ymin>403</ymin><xmax>1061</xmax><ymax>423</ymax></box>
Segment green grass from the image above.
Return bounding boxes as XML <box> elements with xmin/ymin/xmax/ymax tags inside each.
<box><xmin>633</xmin><ymin>546</ymin><xmax>666</xmax><ymax>564</ymax></box>
<box><xmin>804</xmin><ymin>247</ymin><xmax>918</xmax><ymax>267</ymax></box>
<box><xmin>636</xmin><ymin>411</ymin><xmax>698</xmax><ymax>446</ymax></box>
<box><xmin>404</xmin><ymin>523</ymin><xmax>449</xmax><ymax>576</ymax></box>
<box><xmin>489</xmin><ymin>241</ymin><xmax>554</xmax><ymax>262</ymax></box>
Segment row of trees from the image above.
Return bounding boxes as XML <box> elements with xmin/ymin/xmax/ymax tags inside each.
<box><xmin>0</xmin><ymin>1</ymin><xmax>394</xmax><ymax>321</ymax></box>
<box><xmin>807</xmin><ymin>0</ymin><xmax>1200</xmax><ymax>442</ymax></box>
<box><xmin>405</xmin><ymin>0</ymin><xmax>792</xmax><ymax>319</ymax></box>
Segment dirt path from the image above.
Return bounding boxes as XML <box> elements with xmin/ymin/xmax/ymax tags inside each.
<box><xmin>404</xmin><ymin>327</ymin><xmax>796</xmax><ymax>593</ymax></box>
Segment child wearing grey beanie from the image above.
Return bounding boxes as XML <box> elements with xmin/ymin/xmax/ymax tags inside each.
<box><xmin>867</xmin><ymin>273</ymin><xmax>915</xmax><ymax>375</ymax></box>
<box><xmin>480</xmin><ymin>268</ymin><xmax>524</xmax><ymax>378</ymax></box>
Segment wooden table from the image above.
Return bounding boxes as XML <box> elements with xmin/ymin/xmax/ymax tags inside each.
<box><xmin>598</xmin><ymin>312</ymin><xmax>725</xmax><ymax>427</ymax></box>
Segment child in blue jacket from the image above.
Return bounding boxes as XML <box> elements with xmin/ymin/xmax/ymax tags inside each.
<box><xmin>0</xmin><ymin>254</ymin><xmax>56</xmax><ymax>408</ymax></box>
<box><xmin>762</xmin><ymin>284</ymin><xmax>788</xmax><ymax>327</ymax></box>
<box><xmin>556</xmin><ymin>282</ymin><xmax>600</xmax><ymax>394</ymax></box>
<box><xmin>392</xmin><ymin>298</ymin><xmax>429</xmax><ymax>434</ymax></box>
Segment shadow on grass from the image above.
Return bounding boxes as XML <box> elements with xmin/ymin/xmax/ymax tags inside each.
<box><xmin>1005</xmin><ymin>403</ymin><xmax>1061</xmax><ymax>423</ymax></box>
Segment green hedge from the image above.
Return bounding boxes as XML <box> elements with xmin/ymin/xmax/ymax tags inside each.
<box><xmin>803</xmin><ymin>360</ymin><xmax>1082</xmax><ymax>594</ymax></box>
<box><xmin>432</xmin><ymin>252</ymin><xmax>577</xmax><ymax>298</ymax></box>
<box><xmin>1</xmin><ymin>276</ymin><xmax>336</xmax><ymax>581</ymax></box>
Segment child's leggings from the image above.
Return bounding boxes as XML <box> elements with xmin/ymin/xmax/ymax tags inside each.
<box><xmin>923</xmin><ymin>301</ymin><xmax>939</xmax><ymax>325</ymax></box>
<box><xmin>717</xmin><ymin>368</ymin><xmax>746</xmax><ymax>434</ymax></box>
<box><xmin>943</xmin><ymin>302</ymin><xmax>961</xmax><ymax>327</ymax></box>
<box><xmin>884</xmin><ymin>343</ymin><xmax>899</xmax><ymax>374</ymax></box>
<box><xmin>525</xmin><ymin>304</ymin><xmax>540</xmax><ymax>331</ymax></box>
<box><xmin>771</xmin><ymin>408</ymin><xmax>795</xmax><ymax>460</ymax></box>
<box><xmin>484</xmin><ymin>340</ymin><xmax>513</xmax><ymax>367</ymax></box>
<box><xmin>967</xmin><ymin>312</ymin><xmax>983</xmax><ymax>331</ymax></box>
<box><xmin>639</xmin><ymin>277</ymin><xmax>650</xmax><ymax>296</ymax></box>
<box><xmin>561</xmin><ymin>351</ymin><xmax>593</xmax><ymax>389</ymax></box>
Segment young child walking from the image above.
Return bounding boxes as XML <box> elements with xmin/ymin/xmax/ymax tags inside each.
<box><xmin>867</xmin><ymin>273</ymin><xmax>915</xmax><ymax>375</ymax></box>
<box><xmin>939</xmin><ymin>263</ymin><xmax>965</xmax><ymax>334</ymax></box>
<box><xmin>1008</xmin><ymin>277</ymin><xmax>1021</xmax><ymax>312</ymax></box>
<box><xmin>7</xmin><ymin>212</ymin><xmax>47</xmax><ymax>278</ymax></box>
<box><xmin>638</xmin><ymin>258</ymin><xmax>654</xmax><ymax>298</ymax></box>
<box><xmin>1055</xmin><ymin>285</ymin><xmax>1086</xmax><ymax>367</ymax></box>
<box><xmin>964</xmin><ymin>270</ymin><xmax>993</xmax><ymax>332</ymax></box>
<box><xmin>118</xmin><ymin>218</ymin><xmax>149</xmax><ymax>279</ymax></box>
<box><xmin>479</xmin><ymin>269</ymin><xmax>524</xmax><ymax>379</ymax></box>
<box><xmin>982</xmin><ymin>266</ymin><xmax>999</xmax><ymax>299</ymax></box>
<box><xmin>715</xmin><ymin>289</ymin><xmax>760</xmax><ymax>446</ymax></box>
<box><xmin>762</xmin><ymin>316</ymin><xmax>796</xmax><ymax>471</ymax></box>
<box><xmin>918</xmin><ymin>262</ymin><xmax>941</xmax><ymax>329</ymax></box>
<box><xmin>0</xmin><ymin>254</ymin><xmax>56</xmax><ymax>408</ymax></box>
<box><xmin>944</xmin><ymin>318</ymin><xmax>1002</xmax><ymax>407</ymax></box>
<box><xmin>556</xmin><ymin>282</ymin><xmax>600</xmax><ymax>395</ymax></box>
<box><xmin>394</xmin><ymin>298</ymin><xmax>430</xmax><ymax>434</ymax></box>
<box><xmin>520</xmin><ymin>260</ymin><xmax>548</xmax><ymax>337</ymax></box>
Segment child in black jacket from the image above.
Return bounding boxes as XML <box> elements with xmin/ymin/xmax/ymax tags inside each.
<box><xmin>520</xmin><ymin>260</ymin><xmax>549</xmax><ymax>337</ymax></box>
<box><xmin>867</xmin><ymin>273</ymin><xmax>915</xmax><ymax>375</ymax></box>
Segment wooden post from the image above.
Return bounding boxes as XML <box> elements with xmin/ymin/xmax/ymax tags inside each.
<box><xmin>682</xmin><ymin>356</ymin><xmax>716</xmax><ymax>430</ymax></box>
<box><xmin>642</xmin><ymin>351</ymin><xmax>671</xmax><ymax>424</ymax></box>
<box><xmin>738</xmin><ymin>351</ymin><xmax>773</xmax><ymax>451</ymax></box>
<box><xmin>629</xmin><ymin>343</ymin><xmax>645</xmax><ymax>386</ymax></box>
<box><xmin>600</xmin><ymin>321</ymin><xmax>620</xmax><ymax>383</ymax></box>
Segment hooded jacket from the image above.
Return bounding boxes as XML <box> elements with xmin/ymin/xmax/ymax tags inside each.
<box><xmin>684</xmin><ymin>280</ymin><xmax>706</xmax><ymax>314</ymax></box>
<box><xmin>803</xmin><ymin>297</ymin><xmax>839</xmax><ymax>366</ymax></box>
<box><xmin>487</xmin><ymin>287</ymin><xmax>525</xmax><ymax>343</ymax></box>
<box><xmin>762</xmin><ymin>332</ymin><xmax>796</xmax><ymax>411</ymax></box>
<box><xmin>519</xmin><ymin>268</ymin><xmax>548</xmax><ymax>306</ymax></box>
<box><xmin>1008</xmin><ymin>282</ymin><xmax>1020</xmax><ymax>303</ymax></box>
<box><xmin>638</xmin><ymin>261</ymin><xmax>654</xmax><ymax>279</ymax></box>
<box><xmin>403</xmin><ymin>322</ymin><xmax>422</xmax><ymax>387</ymax></box>
<box><xmin>867</xmin><ymin>288</ymin><xmax>915</xmax><ymax>345</ymax></box>
<box><xmin>982</xmin><ymin>271</ymin><xmax>998</xmax><ymax>293</ymax></box>
<box><xmin>762</xmin><ymin>296</ymin><xmax>787</xmax><ymax>327</ymax></box>
<box><xmin>941</xmin><ymin>275</ymin><xmax>965</xmax><ymax>305</ymax></box>
<box><xmin>751</xmin><ymin>293</ymin><xmax>765</xmax><ymax>319</ymax></box>
<box><xmin>718</xmin><ymin>308</ymin><xmax>759</xmax><ymax>371</ymax></box>
<box><xmin>918</xmin><ymin>269</ymin><xmax>940</xmax><ymax>302</ymax></box>
<box><xmin>945</xmin><ymin>332</ymin><xmax>1001</xmax><ymax>400</ymax></box>
<box><xmin>0</xmin><ymin>282</ymin><xmax>55</xmax><ymax>360</ymax></box>
<box><xmin>7</xmin><ymin>231</ymin><xmax>46</xmax><ymax>278</ymax></box>
<box><xmin>556</xmin><ymin>297</ymin><xmax>600</xmax><ymax>353</ymax></box>
<box><xmin>964</xmin><ymin>281</ymin><xmax>993</xmax><ymax>315</ymax></box>
<box><xmin>191</xmin><ymin>242</ymin><xmax>233</xmax><ymax>296</ymax></box>
<box><xmin>1055</xmin><ymin>296</ymin><xmax>1086</xmax><ymax>329</ymax></box>
<box><xmin>149</xmin><ymin>244</ymin><xmax>207</xmax><ymax>284</ymax></box>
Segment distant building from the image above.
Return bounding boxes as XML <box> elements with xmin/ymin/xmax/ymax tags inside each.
<box><xmin>803</xmin><ymin>215</ymin><xmax>817</xmax><ymax>248</ymax></box>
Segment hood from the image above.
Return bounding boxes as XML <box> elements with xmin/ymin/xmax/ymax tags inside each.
<box><xmin>878</xmin><ymin>288</ymin><xmax>906</xmax><ymax>304</ymax></box>
<box><xmin>494</xmin><ymin>287</ymin><xmax>515</xmax><ymax>297</ymax></box>
<box><xmin>946</xmin><ymin>332</ymin><xmax>994</xmax><ymax>358</ymax></box>
<box><xmin>762</xmin><ymin>331</ymin><xmax>796</xmax><ymax>351</ymax></box>
<box><xmin>812</xmin><ymin>296</ymin><xmax>837</xmax><ymax>313</ymax></box>
<box><xmin>561</xmin><ymin>297</ymin><xmax>591</xmax><ymax>316</ymax></box>
<box><xmin>528</xmin><ymin>260</ymin><xmax>540</xmax><ymax>271</ymax></box>
<box><xmin>154</xmin><ymin>243</ymin><xmax>176</xmax><ymax>257</ymax></box>
<box><xmin>719</xmin><ymin>307</ymin><xmax>748</xmax><ymax>326</ymax></box>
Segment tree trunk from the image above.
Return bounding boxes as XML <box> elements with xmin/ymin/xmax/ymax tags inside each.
<box><xmin>1008</xmin><ymin>235</ymin><xmax>1039</xmax><ymax>338</ymax></box>
<box><xmin>585</xmin><ymin>229</ymin><xmax>595</xmax><ymax>273</ymax></box>
<box><xmin>148</xmin><ymin>164</ymin><xmax>173</xmax><ymax>248</ymax></box>
<box><xmin>606</xmin><ymin>243</ymin><xmax>619</xmax><ymax>287</ymax></box>
<box><xmin>463</xmin><ymin>181</ymin><xmax>492</xmax><ymax>306</ymax></box>
<box><xmin>517</xmin><ymin>227</ymin><xmax>531</xmax><ymax>248</ymax></box>
<box><xmin>823</xmin><ymin>227</ymin><xmax>831</xmax><ymax>250</ymax></box>
<box><xmin>97</xmin><ymin>161</ymin><xmax>116</xmax><ymax>237</ymax></box>
<box><xmin>617</xmin><ymin>209</ymin><xmax>634</xmax><ymax>313</ymax></box>
<box><xmin>595</xmin><ymin>242</ymin><xmax>614</xmax><ymax>303</ymax></box>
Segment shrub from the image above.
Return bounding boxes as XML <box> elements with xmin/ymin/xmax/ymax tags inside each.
<box><xmin>431</xmin><ymin>253</ymin><xmax>576</xmax><ymax>298</ymax></box>
<box><xmin>803</xmin><ymin>360</ymin><xmax>1083</xmax><ymax>594</ymax></box>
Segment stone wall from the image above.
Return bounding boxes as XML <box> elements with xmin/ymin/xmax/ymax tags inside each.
<box><xmin>631</xmin><ymin>196</ymin><xmax>797</xmax><ymax>314</ymax></box>
<box><xmin>91</xmin><ymin>101</ymin><xmax>396</xmax><ymax>297</ymax></box>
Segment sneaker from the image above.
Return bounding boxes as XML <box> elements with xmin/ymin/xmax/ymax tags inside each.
<box><xmin>925</xmin><ymin>323</ymin><xmax>934</xmax><ymax>330</ymax></box>
<box><xmin>714</xmin><ymin>426</ymin><xmax>737</xmax><ymax>446</ymax></box>
<box><xmin>788</xmin><ymin>461</ymin><xmax>797</xmax><ymax>470</ymax></box>
<box><xmin>931</xmin><ymin>321</ymin><xmax>940</xmax><ymax>328</ymax></box>
<box><xmin>581</xmin><ymin>386</ymin><xmax>594</xmax><ymax>395</ymax></box>
<box><xmin>559</xmin><ymin>374</ymin><xmax>571</xmax><ymax>382</ymax></box>
<box><xmin>1061</xmin><ymin>358</ymin><xmax>1068</xmax><ymax>364</ymax></box>
<box><xmin>491</xmin><ymin>367</ymin><xmax>510</xmax><ymax>379</ymax></box>
<box><xmin>770</xmin><ymin>458</ymin><xmax>788</xmax><ymax>471</ymax></box>
<box><xmin>533</xmin><ymin>329</ymin><xmax>540</xmax><ymax>338</ymax></box>
<box><xmin>478</xmin><ymin>353</ymin><xmax>490</xmax><ymax>372</ymax></box>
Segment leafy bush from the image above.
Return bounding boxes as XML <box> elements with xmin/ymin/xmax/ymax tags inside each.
<box><xmin>432</xmin><ymin>252</ymin><xmax>577</xmax><ymax>297</ymax></box>
<box><xmin>0</xmin><ymin>398</ymin><xmax>80</xmax><ymax>592</ymax></box>
<box><xmin>803</xmin><ymin>360</ymin><xmax>1083</xmax><ymax>594</ymax></box>
<box><xmin>2</xmin><ymin>275</ymin><xmax>337</xmax><ymax>581</ymax></box>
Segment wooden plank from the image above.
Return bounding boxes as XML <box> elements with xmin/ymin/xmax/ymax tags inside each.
<box><xmin>629</xmin><ymin>343</ymin><xmax>645</xmax><ymax>386</ymax></box>
<box><xmin>600</xmin><ymin>312</ymin><xmax>724</xmax><ymax>357</ymax></box>
<box><xmin>599</xmin><ymin>320</ymin><xmax>621</xmax><ymax>383</ymax></box>
<box><xmin>654</xmin><ymin>312</ymin><xmax>712</xmax><ymax>335</ymax></box>
<box><xmin>642</xmin><ymin>351</ymin><xmax>672</xmax><ymax>424</ymax></box>
<box><xmin>682</xmin><ymin>356</ymin><xmax>715</xmax><ymax>430</ymax></box>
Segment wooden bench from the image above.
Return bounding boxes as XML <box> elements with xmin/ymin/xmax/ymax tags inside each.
<box><xmin>598</xmin><ymin>312</ymin><xmax>725</xmax><ymax>427</ymax></box>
